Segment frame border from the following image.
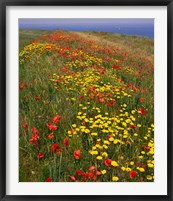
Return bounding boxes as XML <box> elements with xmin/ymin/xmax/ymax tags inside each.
<box><xmin>0</xmin><ymin>0</ymin><xmax>173</xmax><ymax>200</ymax></box>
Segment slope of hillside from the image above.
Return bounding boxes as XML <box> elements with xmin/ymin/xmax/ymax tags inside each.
<box><xmin>19</xmin><ymin>30</ymin><xmax>154</xmax><ymax>182</ymax></box>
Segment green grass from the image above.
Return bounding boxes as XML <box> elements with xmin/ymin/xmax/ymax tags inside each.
<box><xmin>19</xmin><ymin>29</ymin><xmax>154</xmax><ymax>182</ymax></box>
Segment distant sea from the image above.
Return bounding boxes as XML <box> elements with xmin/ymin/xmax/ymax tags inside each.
<box><xmin>19</xmin><ymin>19</ymin><xmax>154</xmax><ymax>38</ymax></box>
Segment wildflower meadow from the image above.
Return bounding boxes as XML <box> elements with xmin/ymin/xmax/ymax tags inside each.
<box><xmin>19</xmin><ymin>29</ymin><xmax>154</xmax><ymax>182</ymax></box>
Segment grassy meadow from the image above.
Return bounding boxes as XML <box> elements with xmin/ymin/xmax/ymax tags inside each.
<box><xmin>19</xmin><ymin>29</ymin><xmax>154</xmax><ymax>182</ymax></box>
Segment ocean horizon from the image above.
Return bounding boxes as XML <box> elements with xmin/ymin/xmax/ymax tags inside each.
<box><xmin>19</xmin><ymin>18</ymin><xmax>154</xmax><ymax>38</ymax></box>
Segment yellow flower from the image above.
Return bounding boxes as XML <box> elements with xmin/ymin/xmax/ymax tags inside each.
<box><xmin>126</xmin><ymin>167</ymin><xmax>131</xmax><ymax>172</ymax></box>
<box><xmin>122</xmin><ymin>122</ymin><xmax>127</xmax><ymax>127</ymax></box>
<box><xmin>121</xmin><ymin>166</ymin><xmax>126</xmax><ymax>171</ymax></box>
<box><xmin>103</xmin><ymin>145</ymin><xmax>108</xmax><ymax>149</ymax></box>
<box><xmin>102</xmin><ymin>152</ymin><xmax>108</xmax><ymax>157</ymax></box>
<box><xmin>138</xmin><ymin>168</ymin><xmax>145</xmax><ymax>172</ymax></box>
<box><xmin>89</xmin><ymin>150</ymin><xmax>98</xmax><ymax>155</ymax></box>
<box><xmin>68</xmin><ymin>131</ymin><xmax>72</xmax><ymax>135</ymax></box>
<box><xmin>103</xmin><ymin>140</ymin><xmax>110</xmax><ymax>145</ymax></box>
<box><xmin>112</xmin><ymin>176</ymin><xmax>119</xmax><ymax>181</ymax></box>
<box><xmin>113</xmin><ymin>139</ymin><xmax>118</xmax><ymax>144</ymax></box>
<box><xmin>96</xmin><ymin>156</ymin><xmax>103</xmax><ymax>160</ymax></box>
<box><xmin>147</xmin><ymin>175</ymin><xmax>153</xmax><ymax>180</ymax></box>
<box><xmin>109</xmin><ymin>137</ymin><xmax>114</xmax><ymax>142</ymax></box>
<box><xmin>101</xmin><ymin>170</ymin><xmax>107</xmax><ymax>175</ymax></box>
<box><xmin>147</xmin><ymin>163</ymin><xmax>154</xmax><ymax>168</ymax></box>
<box><xmin>126</xmin><ymin>119</ymin><xmax>131</xmax><ymax>123</ymax></box>
<box><xmin>151</xmin><ymin>124</ymin><xmax>154</xmax><ymax>128</ymax></box>
<box><xmin>72</xmin><ymin>124</ymin><xmax>76</xmax><ymax>128</ymax></box>
<box><xmin>130</xmin><ymin>161</ymin><xmax>134</xmax><ymax>166</ymax></box>
<box><xmin>138</xmin><ymin>155</ymin><xmax>143</xmax><ymax>159</ymax></box>
<box><xmin>91</xmin><ymin>132</ymin><xmax>98</xmax><ymax>136</ymax></box>
<box><xmin>111</xmin><ymin>161</ymin><xmax>119</xmax><ymax>167</ymax></box>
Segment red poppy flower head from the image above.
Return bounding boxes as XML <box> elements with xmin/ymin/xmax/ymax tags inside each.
<box><xmin>57</xmin><ymin>148</ymin><xmax>62</xmax><ymax>155</ymax></box>
<box><xmin>113</xmin><ymin>64</ymin><xmax>119</xmax><ymax>69</ymax></box>
<box><xmin>45</xmin><ymin>177</ymin><xmax>52</xmax><ymax>182</ymax></box>
<box><xmin>96</xmin><ymin>170</ymin><xmax>102</xmax><ymax>176</ymax></box>
<box><xmin>129</xmin><ymin>170</ymin><xmax>137</xmax><ymax>179</ymax></box>
<box><xmin>38</xmin><ymin>152</ymin><xmax>44</xmax><ymax>159</ymax></box>
<box><xmin>48</xmin><ymin>133</ymin><xmax>54</xmax><ymax>139</ymax></box>
<box><xmin>47</xmin><ymin>123</ymin><xmax>58</xmax><ymax>131</ymax></box>
<box><xmin>23</xmin><ymin>123</ymin><xmax>28</xmax><ymax>127</ymax></box>
<box><xmin>80</xmin><ymin>95</ymin><xmax>84</xmax><ymax>100</ymax></box>
<box><xmin>53</xmin><ymin>115</ymin><xmax>61</xmax><ymax>123</ymax></box>
<box><xmin>88</xmin><ymin>166</ymin><xmax>95</xmax><ymax>172</ymax></box>
<box><xmin>104</xmin><ymin>158</ymin><xmax>112</xmax><ymax>166</ymax></box>
<box><xmin>35</xmin><ymin>96</ymin><xmax>41</xmax><ymax>101</ymax></box>
<box><xmin>139</xmin><ymin>98</ymin><xmax>145</xmax><ymax>102</ymax></box>
<box><xmin>130</xmin><ymin>124</ymin><xmax>136</xmax><ymax>129</ymax></box>
<box><xmin>138</xmin><ymin>108</ymin><xmax>146</xmax><ymax>115</ymax></box>
<box><xmin>63</xmin><ymin>138</ymin><xmax>68</xmax><ymax>146</ymax></box>
<box><xmin>51</xmin><ymin>144</ymin><xmax>59</xmax><ymax>153</ymax></box>
<box><xmin>74</xmin><ymin>150</ymin><xmax>81</xmax><ymax>160</ymax></box>
<box><xmin>32</xmin><ymin>127</ymin><xmax>39</xmax><ymax>135</ymax></box>
<box><xmin>76</xmin><ymin>170</ymin><xmax>83</xmax><ymax>176</ymax></box>
<box><xmin>70</xmin><ymin>176</ymin><xmax>76</xmax><ymax>181</ymax></box>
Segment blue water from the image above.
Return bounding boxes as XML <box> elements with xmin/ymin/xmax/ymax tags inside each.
<box><xmin>19</xmin><ymin>18</ymin><xmax>154</xmax><ymax>38</ymax></box>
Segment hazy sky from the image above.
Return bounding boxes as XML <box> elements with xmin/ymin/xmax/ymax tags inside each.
<box><xmin>19</xmin><ymin>18</ymin><xmax>154</xmax><ymax>38</ymax></box>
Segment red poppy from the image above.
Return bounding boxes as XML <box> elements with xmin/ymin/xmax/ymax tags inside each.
<box><xmin>35</xmin><ymin>96</ymin><xmax>41</xmax><ymax>101</ymax></box>
<box><xmin>113</xmin><ymin>64</ymin><xmax>119</xmax><ymax>69</ymax></box>
<box><xmin>88</xmin><ymin>166</ymin><xmax>95</xmax><ymax>171</ymax></box>
<box><xmin>96</xmin><ymin>170</ymin><xmax>102</xmax><ymax>176</ymax></box>
<box><xmin>139</xmin><ymin>98</ymin><xmax>144</xmax><ymax>102</ymax></box>
<box><xmin>23</xmin><ymin>123</ymin><xmax>28</xmax><ymax>127</ymax></box>
<box><xmin>130</xmin><ymin>124</ymin><xmax>136</xmax><ymax>129</ymax></box>
<box><xmin>76</xmin><ymin>170</ymin><xmax>83</xmax><ymax>176</ymax></box>
<box><xmin>87</xmin><ymin>171</ymin><xmax>96</xmax><ymax>181</ymax></box>
<box><xmin>70</xmin><ymin>176</ymin><xmax>76</xmax><ymax>181</ymax></box>
<box><xmin>47</xmin><ymin>123</ymin><xmax>58</xmax><ymax>131</ymax></box>
<box><xmin>74</xmin><ymin>150</ymin><xmax>81</xmax><ymax>160</ymax></box>
<box><xmin>32</xmin><ymin>127</ymin><xmax>39</xmax><ymax>135</ymax></box>
<box><xmin>33</xmin><ymin>141</ymin><xmax>38</xmax><ymax>146</ymax></box>
<box><xmin>19</xmin><ymin>82</ymin><xmax>25</xmax><ymax>90</ymax></box>
<box><xmin>141</xmin><ymin>145</ymin><xmax>150</xmax><ymax>151</ymax></box>
<box><xmin>129</xmin><ymin>170</ymin><xmax>137</xmax><ymax>179</ymax></box>
<box><xmin>80</xmin><ymin>95</ymin><xmax>84</xmax><ymax>100</ymax></box>
<box><xmin>57</xmin><ymin>148</ymin><xmax>62</xmax><ymax>155</ymax></box>
<box><xmin>38</xmin><ymin>152</ymin><xmax>44</xmax><ymax>159</ymax></box>
<box><xmin>111</xmin><ymin>99</ymin><xmax>116</xmax><ymax>105</ymax></box>
<box><xmin>82</xmin><ymin>121</ymin><xmax>86</xmax><ymax>126</ymax></box>
<box><xmin>138</xmin><ymin>108</ymin><xmax>146</xmax><ymax>115</ymax></box>
<box><xmin>106</xmin><ymin>102</ymin><xmax>111</xmax><ymax>107</ymax></box>
<box><xmin>44</xmin><ymin>101</ymin><xmax>49</xmax><ymax>105</ymax></box>
<box><xmin>63</xmin><ymin>138</ymin><xmax>68</xmax><ymax>146</ymax></box>
<box><xmin>45</xmin><ymin>177</ymin><xmax>52</xmax><ymax>182</ymax></box>
<box><xmin>53</xmin><ymin>115</ymin><xmax>60</xmax><ymax>123</ymax></box>
<box><xmin>141</xmin><ymin>164</ymin><xmax>147</xmax><ymax>170</ymax></box>
<box><xmin>51</xmin><ymin>144</ymin><xmax>59</xmax><ymax>152</ymax></box>
<box><xmin>48</xmin><ymin>133</ymin><xmax>54</xmax><ymax>139</ymax></box>
<box><xmin>104</xmin><ymin>158</ymin><xmax>112</xmax><ymax>166</ymax></box>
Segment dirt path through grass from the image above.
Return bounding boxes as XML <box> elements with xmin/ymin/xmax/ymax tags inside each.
<box><xmin>76</xmin><ymin>32</ymin><xmax>154</xmax><ymax>63</ymax></box>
